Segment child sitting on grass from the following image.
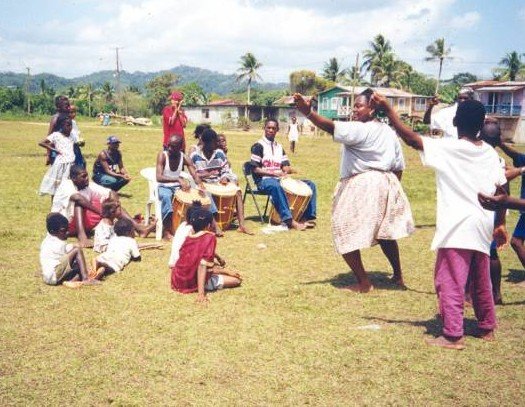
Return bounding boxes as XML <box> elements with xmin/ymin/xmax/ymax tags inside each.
<box><xmin>170</xmin><ymin>202</ymin><xmax>241</xmax><ymax>303</ymax></box>
<box><xmin>371</xmin><ymin>94</ymin><xmax>508</xmax><ymax>350</ymax></box>
<box><xmin>92</xmin><ymin>218</ymin><xmax>162</xmax><ymax>279</ymax></box>
<box><xmin>40</xmin><ymin>212</ymin><xmax>98</xmax><ymax>287</ymax></box>
<box><xmin>93</xmin><ymin>199</ymin><xmax>121</xmax><ymax>253</ymax></box>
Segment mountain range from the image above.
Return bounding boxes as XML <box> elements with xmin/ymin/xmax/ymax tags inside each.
<box><xmin>0</xmin><ymin>65</ymin><xmax>288</xmax><ymax>95</ymax></box>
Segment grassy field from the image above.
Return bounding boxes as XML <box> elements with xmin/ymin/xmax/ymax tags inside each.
<box><xmin>1</xmin><ymin>118</ymin><xmax>524</xmax><ymax>406</ymax></box>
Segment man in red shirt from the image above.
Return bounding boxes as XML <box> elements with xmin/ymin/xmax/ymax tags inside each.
<box><xmin>162</xmin><ymin>91</ymin><xmax>188</xmax><ymax>151</ymax></box>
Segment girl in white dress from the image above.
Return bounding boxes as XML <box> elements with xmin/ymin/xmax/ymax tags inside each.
<box><xmin>287</xmin><ymin>116</ymin><xmax>300</xmax><ymax>153</ymax></box>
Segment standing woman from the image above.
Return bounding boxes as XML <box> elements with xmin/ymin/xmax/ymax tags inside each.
<box><xmin>293</xmin><ymin>90</ymin><xmax>415</xmax><ymax>292</ymax></box>
<box><xmin>287</xmin><ymin>116</ymin><xmax>300</xmax><ymax>154</ymax></box>
<box><xmin>39</xmin><ymin>114</ymin><xmax>77</xmax><ymax>198</ymax></box>
<box><xmin>162</xmin><ymin>91</ymin><xmax>188</xmax><ymax>151</ymax></box>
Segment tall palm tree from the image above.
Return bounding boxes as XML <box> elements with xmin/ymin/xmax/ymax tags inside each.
<box><xmin>362</xmin><ymin>34</ymin><xmax>393</xmax><ymax>86</ymax></box>
<box><xmin>498</xmin><ymin>51</ymin><xmax>525</xmax><ymax>81</ymax></box>
<box><xmin>236</xmin><ymin>52</ymin><xmax>262</xmax><ymax>117</ymax></box>
<box><xmin>375</xmin><ymin>54</ymin><xmax>406</xmax><ymax>88</ymax></box>
<box><xmin>425</xmin><ymin>38</ymin><xmax>452</xmax><ymax>94</ymax></box>
<box><xmin>322</xmin><ymin>57</ymin><xmax>347</xmax><ymax>83</ymax></box>
<box><xmin>101</xmin><ymin>82</ymin><xmax>114</xmax><ymax>103</ymax></box>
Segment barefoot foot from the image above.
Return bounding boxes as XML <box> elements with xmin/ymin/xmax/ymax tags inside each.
<box><xmin>340</xmin><ymin>283</ymin><xmax>374</xmax><ymax>293</ymax></box>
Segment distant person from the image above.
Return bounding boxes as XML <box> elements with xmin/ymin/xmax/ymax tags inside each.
<box><xmin>170</xmin><ymin>202</ymin><xmax>241</xmax><ymax>303</ymax></box>
<box><xmin>162</xmin><ymin>91</ymin><xmax>188</xmax><ymax>151</ymax></box>
<box><xmin>40</xmin><ymin>212</ymin><xmax>96</xmax><ymax>287</ymax></box>
<box><xmin>39</xmin><ymin>114</ymin><xmax>77</xmax><ymax>198</ymax></box>
<box><xmin>92</xmin><ymin>136</ymin><xmax>131</xmax><ymax>192</ymax></box>
<box><xmin>423</xmin><ymin>88</ymin><xmax>475</xmax><ymax>138</ymax></box>
<box><xmin>46</xmin><ymin>95</ymin><xmax>71</xmax><ymax>165</ymax></box>
<box><xmin>371</xmin><ymin>93</ymin><xmax>507</xmax><ymax>350</ymax></box>
<box><xmin>287</xmin><ymin>116</ymin><xmax>300</xmax><ymax>154</ymax></box>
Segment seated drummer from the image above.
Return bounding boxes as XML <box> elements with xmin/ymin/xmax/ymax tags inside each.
<box><xmin>156</xmin><ymin>135</ymin><xmax>206</xmax><ymax>240</ymax></box>
<box><xmin>250</xmin><ymin>118</ymin><xmax>317</xmax><ymax>230</ymax></box>
<box><xmin>190</xmin><ymin>128</ymin><xmax>252</xmax><ymax>235</ymax></box>
<box><xmin>51</xmin><ymin>165</ymin><xmax>156</xmax><ymax>247</ymax></box>
<box><xmin>92</xmin><ymin>136</ymin><xmax>131</xmax><ymax>192</ymax></box>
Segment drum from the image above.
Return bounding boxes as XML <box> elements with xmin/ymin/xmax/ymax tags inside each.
<box><xmin>172</xmin><ymin>188</ymin><xmax>211</xmax><ymax>231</ymax></box>
<box><xmin>269</xmin><ymin>178</ymin><xmax>313</xmax><ymax>225</ymax></box>
<box><xmin>204</xmin><ymin>182</ymin><xmax>240</xmax><ymax>230</ymax></box>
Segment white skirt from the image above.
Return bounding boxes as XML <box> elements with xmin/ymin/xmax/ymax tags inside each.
<box><xmin>39</xmin><ymin>162</ymin><xmax>72</xmax><ymax>196</ymax></box>
<box><xmin>331</xmin><ymin>170</ymin><xmax>415</xmax><ymax>254</ymax></box>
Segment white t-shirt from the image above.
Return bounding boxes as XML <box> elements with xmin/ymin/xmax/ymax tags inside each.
<box><xmin>168</xmin><ymin>221</ymin><xmax>194</xmax><ymax>267</ymax></box>
<box><xmin>431</xmin><ymin>104</ymin><xmax>458</xmax><ymax>139</ymax></box>
<box><xmin>420</xmin><ymin>137</ymin><xmax>507</xmax><ymax>254</ymax></box>
<box><xmin>40</xmin><ymin>233</ymin><xmax>74</xmax><ymax>284</ymax></box>
<box><xmin>93</xmin><ymin>220</ymin><xmax>115</xmax><ymax>253</ymax></box>
<box><xmin>333</xmin><ymin>121</ymin><xmax>405</xmax><ymax>178</ymax></box>
<box><xmin>96</xmin><ymin>236</ymin><xmax>140</xmax><ymax>273</ymax></box>
<box><xmin>51</xmin><ymin>180</ymin><xmax>111</xmax><ymax>221</ymax></box>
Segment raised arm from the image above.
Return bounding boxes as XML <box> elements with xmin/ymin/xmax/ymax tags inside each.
<box><xmin>371</xmin><ymin>93</ymin><xmax>424</xmax><ymax>151</ymax></box>
<box><xmin>293</xmin><ymin>93</ymin><xmax>335</xmax><ymax>135</ymax></box>
<box><xmin>423</xmin><ymin>96</ymin><xmax>438</xmax><ymax>125</ymax></box>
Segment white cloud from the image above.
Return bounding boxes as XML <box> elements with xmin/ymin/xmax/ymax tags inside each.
<box><xmin>449</xmin><ymin>11</ymin><xmax>481</xmax><ymax>29</ymax></box>
<box><xmin>0</xmin><ymin>0</ymin><xmax>488</xmax><ymax>82</ymax></box>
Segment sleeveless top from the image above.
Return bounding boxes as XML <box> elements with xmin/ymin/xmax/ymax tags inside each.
<box><xmin>93</xmin><ymin>150</ymin><xmax>121</xmax><ymax>176</ymax></box>
<box><xmin>162</xmin><ymin>151</ymin><xmax>184</xmax><ymax>187</ymax></box>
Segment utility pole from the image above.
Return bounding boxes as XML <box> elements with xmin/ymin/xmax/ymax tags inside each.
<box><xmin>115</xmin><ymin>47</ymin><xmax>121</xmax><ymax>114</ymax></box>
<box><xmin>25</xmin><ymin>67</ymin><xmax>31</xmax><ymax>115</ymax></box>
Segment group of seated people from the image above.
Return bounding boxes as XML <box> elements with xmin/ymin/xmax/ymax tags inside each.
<box><xmin>39</xmin><ymin>100</ymin><xmax>318</xmax><ymax>301</ymax></box>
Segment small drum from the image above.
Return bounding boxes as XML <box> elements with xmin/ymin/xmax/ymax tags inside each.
<box><xmin>269</xmin><ymin>177</ymin><xmax>312</xmax><ymax>225</ymax></box>
<box><xmin>172</xmin><ymin>188</ymin><xmax>211</xmax><ymax>231</ymax></box>
<box><xmin>204</xmin><ymin>182</ymin><xmax>240</xmax><ymax>230</ymax></box>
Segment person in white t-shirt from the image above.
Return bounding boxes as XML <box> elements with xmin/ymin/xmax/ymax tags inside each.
<box><xmin>293</xmin><ymin>90</ymin><xmax>414</xmax><ymax>293</ymax></box>
<box><xmin>40</xmin><ymin>213</ymin><xmax>96</xmax><ymax>287</ymax></box>
<box><xmin>372</xmin><ymin>93</ymin><xmax>508</xmax><ymax>350</ymax></box>
<box><xmin>423</xmin><ymin>88</ymin><xmax>475</xmax><ymax>138</ymax></box>
<box><xmin>92</xmin><ymin>218</ymin><xmax>163</xmax><ymax>279</ymax></box>
<box><xmin>93</xmin><ymin>199</ymin><xmax>121</xmax><ymax>253</ymax></box>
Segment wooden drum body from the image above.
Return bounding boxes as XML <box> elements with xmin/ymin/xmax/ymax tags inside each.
<box><xmin>172</xmin><ymin>188</ymin><xmax>211</xmax><ymax>231</ymax></box>
<box><xmin>204</xmin><ymin>182</ymin><xmax>240</xmax><ymax>230</ymax></box>
<box><xmin>269</xmin><ymin>178</ymin><xmax>313</xmax><ymax>225</ymax></box>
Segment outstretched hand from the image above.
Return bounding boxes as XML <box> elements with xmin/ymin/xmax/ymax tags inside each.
<box><xmin>478</xmin><ymin>184</ymin><xmax>508</xmax><ymax>211</ymax></box>
<box><xmin>292</xmin><ymin>93</ymin><xmax>311</xmax><ymax>116</ymax></box>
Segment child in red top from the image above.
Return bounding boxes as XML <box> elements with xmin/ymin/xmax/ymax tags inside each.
<box><xmin>170</xmin><ymin>202</ymin><xmax>241</xmax><ymax>302</ymax></box>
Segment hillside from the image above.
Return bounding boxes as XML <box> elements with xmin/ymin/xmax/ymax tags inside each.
<box><xmin>0</xmin><ymin>65</ymin><xmax>287</xmax><ymax>95</ymax></box>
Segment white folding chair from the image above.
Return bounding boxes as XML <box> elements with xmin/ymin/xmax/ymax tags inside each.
<box><xmin>140</xmin><ymin>167</ymin><xmax>194</xmax><ymax>241</ymax></box>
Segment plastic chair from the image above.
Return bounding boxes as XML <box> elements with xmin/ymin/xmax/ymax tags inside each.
<box><xmin>242</xmin><ymin>161</ymin><xmax>270</xmax><ymax>223</ymax></box>
<box><xmin>140</xmin><ymin>167</ymin><xmax>193</xmax><ymax>240</ymax></box>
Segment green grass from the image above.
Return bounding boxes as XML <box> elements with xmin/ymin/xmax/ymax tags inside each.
<box><xmin>1</xmin><ymin>119</ymin><xmax>525</xmax><ymax>406</ymax></box>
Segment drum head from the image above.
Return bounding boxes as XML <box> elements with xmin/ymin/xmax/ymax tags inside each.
<box><xmin>204</xmin><ymin>182</ymin><xmax>240</xmax><ymax>196</ymax></box>
<box><xmin>280</xmin><ymin>177</ymin><xmax>312</xmax><ymax>196</ymax></box>
<box><xmin>174</xmin><ymin>188</ymin><xmax>211</xmax><ymax>205</ymax></box>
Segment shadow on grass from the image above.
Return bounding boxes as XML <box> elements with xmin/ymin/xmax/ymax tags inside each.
<box><xmin>117</xmin><ymin>192</ymin><xmax>133</xmax><ymax>199</ymax></box>
<box><xmin>363</xmin><ymin>315</ymin><xmax>481</xmax><ymax>337</ymax></box>
<box><xmin>302</xmin><ymin>271</ymin><xmax>414</xmax><ymax>291</ymax></box>
<box><xmin>507</xmin><ymin>268</ymin><xmax>524</xmax><ymax>283</ymax></box>
<box><xmin>414</xmin><ymin>223</ymin><xmax>436</xmax><ymax>229</ymax></box>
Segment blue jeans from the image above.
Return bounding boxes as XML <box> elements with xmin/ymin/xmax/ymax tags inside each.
<box><xmin>257</xmin><ymin>178</ymin><xmax>317</xmax><ymax>223</ymax></box>
<box><xmin>92</xmin><ymin>173</ymin><xmax>129</xmax><ymax>191</ymax></box>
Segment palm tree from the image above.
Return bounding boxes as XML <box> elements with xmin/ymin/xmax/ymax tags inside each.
<box><xmin>322</xmin><ymin>57</ymin><xmax>347</xmax><ymax>83</ymax></box>
<box><xmin>362</xmin><ymin>34</ymin><xmax>393</xmax><ymax>86</ymax></box>
<box><xmin>101</xmin><ymin>82</ymin><xmax>114</xmax><ymax>103</ymax></box>
<box><xmin>425</xmin><ymin>38</ymin><xmax>452</xmax><ymax>93</ymax></box>
<box><xmin>498</xmin><ymin>51</ymin><xmax>525</xmax><ymax>81</ymax></box>
<box><xmin>236</xmin><ymin>52</ymin><xmax>262</xmax><ymax>117</ymax></box>
<box><xmin>374</xmin><ymin>54</ymin><xmax>407</xmax><ymax>88</ymax></box>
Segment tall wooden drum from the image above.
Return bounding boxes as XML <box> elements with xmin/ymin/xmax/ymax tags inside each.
<box><xmin>204</xmin><ymin>182</ymin><xmax>240</xmax><ymax>230</ymax></box>
<box><xmin>172</xmin><ymin>188</ymin><xmax>211</xmax><ymax>231</ymax></box>
<box><xmin>269</xmin><ymin>177</ymin><xmax>313</xmax><ymax>225</ymax></box>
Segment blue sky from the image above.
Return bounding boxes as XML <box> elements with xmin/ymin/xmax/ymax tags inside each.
<box><xmin>0</xmin><ymin>0</ymin><xmax>523</xmax><ymax>83</ymax></box>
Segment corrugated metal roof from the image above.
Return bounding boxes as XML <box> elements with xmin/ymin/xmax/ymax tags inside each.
<box><xmin>476</xmin><ymin>86</ymin><xmax>525</xmax><ymax>92</ymax></box>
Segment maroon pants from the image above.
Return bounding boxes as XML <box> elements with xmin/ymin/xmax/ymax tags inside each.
<box><xmin>435</xmin><ymin>248</ymin><xmax>496</xmax><ymax>338</ymax></box>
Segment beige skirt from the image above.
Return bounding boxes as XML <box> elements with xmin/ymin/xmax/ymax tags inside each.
<box><xmin>332</xmin><ymin>170</ymin><xmax>415</xmax><ymax>254</ymax></box>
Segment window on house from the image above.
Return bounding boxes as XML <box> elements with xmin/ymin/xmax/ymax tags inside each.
<box><xmin>330</xmin><ymin>97</ymin><xmax>342</xmax><ymax>110</ymax></box>
<box><xmin>202</xmin><ymin>109</ymin><xmax>210</xmax><ymax>119</ymax></box>
<box><xmin>397</xmin><ymin>98</ymin><xmax>406</xmax><ymax>109</ymax></box>
<box><xmin>414</xmin><ymin>98</ymin><xmax>426</xmax><ymax>111</ymax></box>
<box><xmin>321</xmin><ymin>98</ymin><xmax>330</xmax><ymax>110</ymax></box>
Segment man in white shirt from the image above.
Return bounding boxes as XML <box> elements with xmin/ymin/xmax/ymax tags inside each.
<box><xmin>423</xmin><ymin>88</ymin><xmax>475</xmax><ymax>138</ymax></box>
<box><xmin>372</xmin><ymin>93</ymin><xmax>507</xmax><ymax>350</ymax></box>
<box><xmin>52</xmin><ymin>165</ymin><xmax>155</xmax><ymax>247</ymax></box>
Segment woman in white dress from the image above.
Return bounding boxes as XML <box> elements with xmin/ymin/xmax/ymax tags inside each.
<box><xmin>287</xmin><ymin>116</ymin><xmax>300</xmax><ymax>153</ymax></box>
